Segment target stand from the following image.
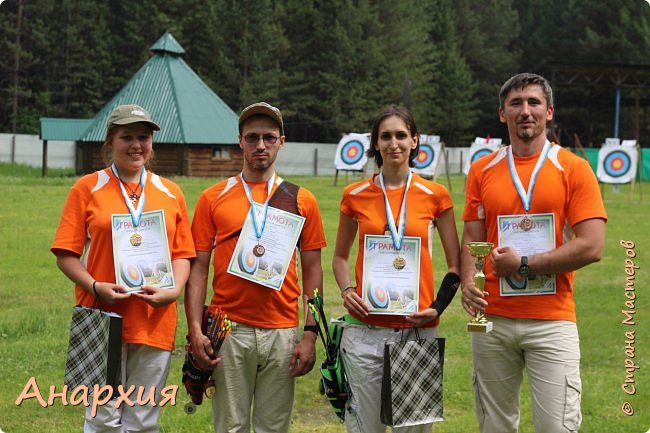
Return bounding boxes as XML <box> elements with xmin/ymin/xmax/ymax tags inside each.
<box><xmin>412</xmin><ymin>135</ymin><xmax>452</xmax><ymax>191</ymax></box>
<box><xmin>596</xmin><ymin>139</ymin><xmax>642</xmax><ymax>202</ymax></box>
<box><xmin>333</xmin><ymin>133</ymin><xmax>371</xmax><ymax>186</ymax></box>
<box><xmin>333</xmin><ymin>168</ymin><xmax>366</xmax><ymax>186</ymax></box>
<box><xmin>462</xmin><ymin>137</ymin><xmax>502</xmax><ymax>192</ymax></box>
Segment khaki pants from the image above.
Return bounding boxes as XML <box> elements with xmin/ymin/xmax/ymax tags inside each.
<box><xmin>340</xmin><ymin>324</ymin><xmax>438</xmax><ymax>433</ymax></box>
<box><xmin>84</xmin><ymin>344</ymin><xmax>172</xmax><ymax>433</ymax></box>
<box><xmin>471</xmin><ymin>316</ymin><xmax>582</xmax><ymax>433</ymax></box>
<box><xmin>211</xmin><ymin>323</ymin><xmax>299</xmax><ymax>433</ymax></box>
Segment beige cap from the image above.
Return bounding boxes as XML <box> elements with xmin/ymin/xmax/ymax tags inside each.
<box><xmin>239</xmin><ymin>102</ymin><xmax>284</xmax><ymax>134</ymax></box>
<box><xmin>107</xmin><ymin>104</ymin><xmax>160</xmax><ymax>130</ymax></box>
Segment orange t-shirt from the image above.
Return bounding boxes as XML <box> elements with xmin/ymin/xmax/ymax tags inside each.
<box><xmin>340</xmin><ymin>173</ymin><xmax>454</xmax><ymax>328</ymax></box>
<box><xmin>191</xmin><ymin>176</ymin><xmax>326</xmax><ymax>328</ymax></box>
<box><xmin>462</xmin><ymin>144</ymin><xmax>607</xmax><ymax>322</ymax></box>
<box><xmin>51</xmin><ymin>168</ymin><xmax>196</xmax><ymax>351</ymax></box>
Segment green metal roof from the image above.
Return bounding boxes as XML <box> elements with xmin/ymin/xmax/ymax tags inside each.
<box><xmin>39</xmin><ymin>118</ymin><xmax>93</xmax><ymax>140</ymax></box>
<box><xmin>80</xmin><ymin>32</ymin><xmax>238</xmax><ymax>144</ymax></box>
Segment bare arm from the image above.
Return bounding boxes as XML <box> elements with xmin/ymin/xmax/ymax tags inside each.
<box><xmin>56</xmin><ymin>252</ymin><xmax>130</xmax><ymax>304</ymax></box>
<box><xmin>407</xmin><ymin>208</ymin><xmax>461</xmax><ymax>326</ymax></box>
<box><xmin>332</xmin><ymin>212</ymin><xmax>369</xmax><ymax>317</ymax></box>
<box><xmin>437</xmin><ymin>208</ymin><xmax>461</xmax><ymax>275</ymax></box>
<box><xmin>491</xmin><ymin>218</ymin><xmax>605</xmax><ymax>277</ymax></box>
<box><xmin>185</xmin><ymin>250</ymin><xmax>219</xmax><ymax>370</ymax></box>
<box><xmin>289</xmin><ymin>248</ymin><xmax>323</xmax><ymax>377</ymax></box>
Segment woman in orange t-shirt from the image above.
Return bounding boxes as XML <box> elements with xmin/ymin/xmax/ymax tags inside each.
<box><xmin>332</xmin><ymin>106</ymin><xmax>460</xmax><ymax>432</ymax></box>
<box><xmin>51</xmin><ymin>104</ymin><xmax>195</xmax><ymax>432</ymax></box>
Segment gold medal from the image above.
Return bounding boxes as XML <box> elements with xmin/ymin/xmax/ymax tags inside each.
<box><xmin>393</xmin><ymin>256</ymin><xmax>406</xmax><ymax>270</ymax></box>
<box><xmin>519</xmin><ymin>216</ymin><xmax>532</xmax><ymax>231</ymax></box>
<box><xmin>253</xmin><ymin>244</ymin><xmax>265</xmax><ymax>257</ymax></box>
<box><xmin>130</xmin><ymin>232</ymin><xmax>143</xmax><ymax>246</ymax></box>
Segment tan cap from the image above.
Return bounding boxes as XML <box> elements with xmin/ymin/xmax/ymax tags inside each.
<box><xmin>107</xmin><ymin>104</ymin><xmax>160</xmax><ymax>131</ymax></box>
<box><xmin>239</xmin><ymin>102</ymin><xmax>284</xmax><ymax>134</ymax></box>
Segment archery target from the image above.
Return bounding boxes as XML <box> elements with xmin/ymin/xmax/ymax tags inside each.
<box><xmin>471</xmin><ymin>148</ymin><xmax>493</xmax><ymax>163</ymax></box>
<box><xmin>120</xmin><ymin>262</ymin><xmax>145</xmax><ymax>288</ymax></box>
<box><xmin>341</xmin><ymin>140</ymin><xmax>364</xmax><ymax>165</ymax></box>
<box><xmin>597</xmin><ymin>144</ymin><xmax>637</xmax><ymax>184</ymax></box>
<box><xmin>603</xmin><ymin>150</ymin><xmax>631</xmax><ymax>177</ymax></box>
<box><xmin>463</xmin><ymin>140</ymin><xmax>500</xmax><ymax>175</ymax></box>
<box><xmin>334</xmin><ymin>133</ymin><xmax>370</xmax><ymax>170</ymax></box>
<box><xmin>368</xmin><ymin>285</ymin><xmax>389</xmax><ymax>309</ymax></box>
<box><xmin>237</xmin><ymin>248</ymin><xmax>259</xmax><ymax>275</ymax></box>
<box><xmin>412</xmin><ymin>139</ymin><xmax>442</xmax><ymax>176</ymax></box>
<box><xmin>414</xmin><ymin>145</ymin><xmax>435</xmax><ymax>169</ymax></box>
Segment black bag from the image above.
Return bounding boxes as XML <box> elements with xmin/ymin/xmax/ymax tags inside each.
<box><xmin>380</xmin><ymin>330</ymin><xmax>445</xmax><ymax>427</ymax></box>
<box><xmin>64</xmin><ymin>305</ymin><xmax>123</xmax><ymax>389</ymax></box>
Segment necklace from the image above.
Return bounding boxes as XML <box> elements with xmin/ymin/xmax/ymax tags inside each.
<box><xmin>121</xmin><ymin>180</ymin><xmax>141</xmax><ymax>203</ymax></box>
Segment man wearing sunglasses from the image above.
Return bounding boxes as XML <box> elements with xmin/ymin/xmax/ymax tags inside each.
<box><xmin>186</xmin><ymin>102</ymin><xmax>326</xmax><ymax>432</ymax></box>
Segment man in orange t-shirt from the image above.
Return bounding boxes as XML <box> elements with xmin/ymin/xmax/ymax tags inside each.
<box><xmin>185</xmin><ymin>102</ymin><xmax>326</xmax><ymax>433</ymax></box>
<box><xmin>461</xmin><ymin>73</ymin><xmax>606</xmax><ymax>433</ymax></box>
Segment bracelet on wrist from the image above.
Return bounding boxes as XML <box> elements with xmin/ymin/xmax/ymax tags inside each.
<box><xmin>92</xmin><ymin>281</ymin><xmax>99</xmax><ymax>298</ymax></box>
<box><xmin>340</xmin><ymin>285</ymin><xmax>355</xmax><ymax>294</ymax></box>
<box><xmin>303</xmin><ymin>325</ymin><xmax>319</xmax><ymax>334</ymax></box>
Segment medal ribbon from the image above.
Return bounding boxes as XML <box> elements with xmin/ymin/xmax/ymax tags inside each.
<box><xmin>379</xmin><ymin>169</ymin><xmax>412</xmax><ymax>251</ymax></box>
<box><xmin>111</xmin><ymin>163</ymin><xmax>147</xmax><ymax>228</ymax></box>
<box><xmin>240</xmin><ymin>172</ymin><xmax>276</xmax><ymax>241</ymax></box>
<box><xmin>506</xmin><ymin>140</ymin><xmax>551</xmax><ymax>213</ymax></box>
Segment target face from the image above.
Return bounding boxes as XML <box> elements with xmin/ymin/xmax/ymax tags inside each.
<box><xmin>603</xmin><ymin>150</ymin><xmax>632</xmax><ymax>178</ymax></box>
<box><xmin>237</xmin><ymin>248</ymin><xmax>259</xmax><ymax>275</ymax></box>
<box><xmin>413</xmin><ymin>144</ymin><xmax>435</xmax><ymax>169</ymax></box>
<box><xmin>368</xmin><ymin>285</ymin><xmax>389</xmax><ymax>309</ymax></box>
<box><xmin>120</xmin><ymin>262</ymin><xmax>144</xmax><ymax>287</ymax></box>
<box><xmin>385</xmin><ymin>282</ymin><xmax>400</xmax><ymax>301</ymax></box>
<box><xmin>340</xmin><ymin>140</ymin><xmax>365</xmax><ymax>165</ymax></box>
<box><xmin>471</xmin><ymin>148</ymin><xmax>493</xmax><ymax>163</ymax></box>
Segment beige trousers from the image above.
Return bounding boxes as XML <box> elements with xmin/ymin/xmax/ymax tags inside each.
<box><xmin>471</xmin><ymin>315</ymin><xmax>582</xmax><ymax>433</ymax></box>
<box><xmin>211</xmin><ymin>323</ymin><xmax>299</xmax><ymax>433</ymax></box>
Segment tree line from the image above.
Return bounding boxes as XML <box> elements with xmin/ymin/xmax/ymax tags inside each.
<box><xmin>1</xmin><ymin>0</ymin><xmax>650</xmax><ymax>146</ymax></box>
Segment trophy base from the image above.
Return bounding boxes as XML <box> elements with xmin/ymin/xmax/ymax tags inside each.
<box><xmin>467</xmin><ymin>321</ymin><xmax>493</xmax><ymax>333</ymax></box>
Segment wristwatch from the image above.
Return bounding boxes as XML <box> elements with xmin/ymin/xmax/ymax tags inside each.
<box><xmin>518</xmin><ymin>256</ymin><xmax>530</xmax><ymax>279</ymax></box>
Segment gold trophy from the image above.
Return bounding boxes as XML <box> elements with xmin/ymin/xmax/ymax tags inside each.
<box><xmin>467</xmin><ymin>242</ymin><xmax>494</xmax><ymax>333</ymax></box>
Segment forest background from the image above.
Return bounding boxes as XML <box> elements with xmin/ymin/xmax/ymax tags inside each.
<box><xmin>2</xmin><ymin>0</ymin><xmax>650</xmax><ymax>147</ymax></box>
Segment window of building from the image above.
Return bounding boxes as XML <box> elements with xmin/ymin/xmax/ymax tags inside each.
<box><xmin>212</xmin><ymin>146</ymin><xmax>230</xmax><ymax>160</ymax></box>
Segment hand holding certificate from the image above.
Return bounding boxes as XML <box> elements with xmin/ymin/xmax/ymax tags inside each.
<box><xmin>111</xmin><ymin>210</ymin><xmax>175</xmax><ymax>293</ymax></box>
<box><xmin>361</xmin><ymin>235</ymin><xmax>421</xmax><ymax>315</ymax></box>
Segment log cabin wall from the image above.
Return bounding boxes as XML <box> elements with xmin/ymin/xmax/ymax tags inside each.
<box><xmin>79</xmin><ymin>142</ymin><xmax>242</xmax><ymax>178</ymax></box>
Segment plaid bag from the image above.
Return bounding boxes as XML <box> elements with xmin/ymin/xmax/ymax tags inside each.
<box><xmin>380</xmin><ymin>332</ymin><xmax>445</xmax><ymax>427</ymax></box>
<box><xmin>64</xmin><ymin>306</ymin><xmax>123</xmax><ymax>389</ymax></box>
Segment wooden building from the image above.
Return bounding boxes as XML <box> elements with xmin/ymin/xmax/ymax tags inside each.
<box><xmin>41</xmin><ymin>32</ymin><xmax>241</xmax><ymax>178</ymax></box>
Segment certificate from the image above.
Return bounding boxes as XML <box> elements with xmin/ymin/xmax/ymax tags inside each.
<box><xmin>111</xmin><ymin>210</ymin><xmax>174</xmax><ymax>293</ymax></box>
<box><xmin>227</xmin><ymin>204</ymin><xmax>305</xmax><ymax>290</ymax></box>
<box><xmin>361</xmin><ymin>235</ymin><xmax>421</xmax><ymax>315</ymax></box>
<box><xmin>497</xmin><ymin>213</ymin><xmax>556</xmax><ymax>296</ymax></box>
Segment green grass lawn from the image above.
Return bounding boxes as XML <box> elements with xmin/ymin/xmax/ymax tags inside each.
<box><xmin>0</xmin><ymin>162</ymin><xmax>648</xmax><ymax>432</ymax></box>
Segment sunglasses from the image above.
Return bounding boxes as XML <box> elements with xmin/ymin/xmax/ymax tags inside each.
<box><xmin>243</xmin><ymin>133</ymin><xmax>280</xmax><ymax>145</ymax></box>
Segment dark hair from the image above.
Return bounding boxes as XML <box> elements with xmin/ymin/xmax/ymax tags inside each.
<box><xmin>367</xmin><ymin>105</ymin><xmax>419</xmax><ymax>168</ymax></box>
<box><xmin>499</xmin><ymin>73</ymin><xmax>554</xmax><ymax>109</ymax></box>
